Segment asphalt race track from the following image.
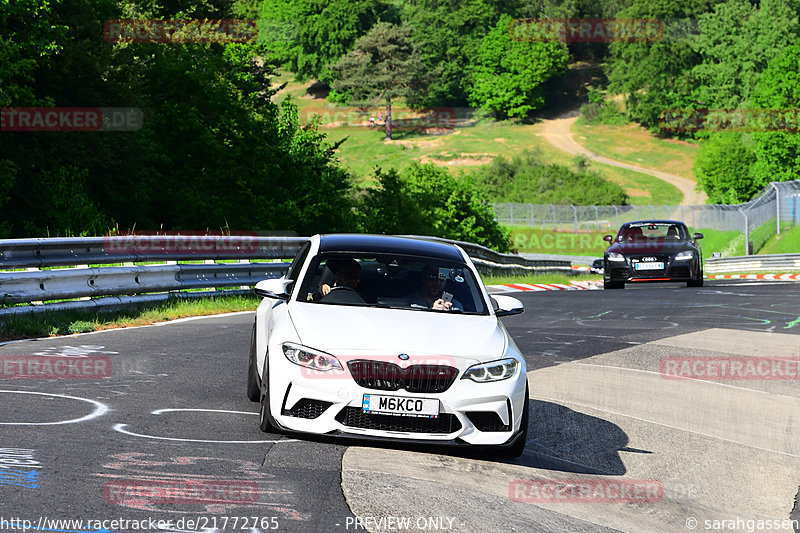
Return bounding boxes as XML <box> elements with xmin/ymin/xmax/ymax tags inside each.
<box><xmin>1</xmin><ymin>280</ymin><xmax>799</xmax><ymax>533</ymax></box>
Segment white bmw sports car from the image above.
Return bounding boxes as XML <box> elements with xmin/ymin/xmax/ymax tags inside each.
<box><xmin>246</xmin><ymin>234</ymin><xmax>529</xmax><ymax>457</ymax></box>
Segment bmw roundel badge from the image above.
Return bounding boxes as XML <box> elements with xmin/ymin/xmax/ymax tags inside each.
<box><xmin>398</xmin><ymin>353</ymin><xmax>410</xmax><ymax>361</ymax></box>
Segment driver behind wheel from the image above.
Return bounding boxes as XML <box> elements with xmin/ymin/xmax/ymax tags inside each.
<box><xmin>309</xmin><ymin>258</ymin><xmax>361</xmax><ymax>301</ymax></box>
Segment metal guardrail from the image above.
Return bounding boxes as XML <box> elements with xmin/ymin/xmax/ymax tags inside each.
<box><xmin>0</xmin><ymin>263</ymin><xmax>289</xmax><ymax>304</ymax></box>
<box><xmin>0</xmin><ymin>235</ymin><xmax>573</xmax><ymax>317</ymax></box>
<box><xmin>0</xmin><ymin>236</ymin><xmax>307</xmax><ymax>268</ymax></box>
<box><xmin>705</xmin><ymin>254</ymin><xmax>800</xmax><ymax>274</ymax></box>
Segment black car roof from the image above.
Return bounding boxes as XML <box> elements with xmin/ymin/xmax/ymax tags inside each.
<box><xmin>318</xmin><ymin>234</ymin><xmax>464</xmax><ymax>262</ymax></box>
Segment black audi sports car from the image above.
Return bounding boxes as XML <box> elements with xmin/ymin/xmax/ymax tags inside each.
<box><xmin>602</xmin><ymin>220</ymin><xmax>704</xmax><ymax>289</ymax></box>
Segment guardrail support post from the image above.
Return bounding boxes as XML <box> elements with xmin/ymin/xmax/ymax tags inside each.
<box><xmin>740</xmin><ymin>209</ymin><xmax>749</xmax><ymax>256</ymax></box>
<box><xmin>572</xmin><ymin>205</ymin><xmax>578</xmax><ymax>231</ymax></box>
<box><xmin>772</xmin><ymin>183</ymin><xmax>781</xmax><ymax>235</ymax></box>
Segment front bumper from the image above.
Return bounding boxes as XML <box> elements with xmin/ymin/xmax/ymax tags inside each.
<box><xmin>604</xmin><ymin>257</ymin><xmax>700</xmax><ymax>283</ymax></box>
<box><xmin>265</xmin><ymin>352</ymin><xmax>528</xmax><ymax>447</ymax></box>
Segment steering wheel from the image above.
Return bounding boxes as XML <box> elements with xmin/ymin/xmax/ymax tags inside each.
<box><xmin>319</xmin><ymin>285</ymin><xmax>366</xmax><ymax>305</ymax></box>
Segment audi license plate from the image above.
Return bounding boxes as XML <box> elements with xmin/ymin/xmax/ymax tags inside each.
<box><xmin>362</xmin><ymin>394</ymin><xmax>439</xmax><ymax>418</ymax></box>
<box><xmin>634</xmin><ymin>262</ymin><xmax>664</xmax><ymax>270</ymax></box>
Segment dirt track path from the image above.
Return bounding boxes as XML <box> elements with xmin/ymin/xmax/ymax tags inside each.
<box><xmin>538</xmin><ymin>110</ymin><xmax>707</xmax><ymax>206</ymax></box>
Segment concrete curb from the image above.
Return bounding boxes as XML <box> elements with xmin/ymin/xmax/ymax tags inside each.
<box><xmin>708</xmin><ymin>273</ymin><xmax>800</xmax><ymax>280</ymax></box>
<box><xmin>487</xmin><ymin>281</ymin><xmax>603</xmax><ymax>293</ymax></box>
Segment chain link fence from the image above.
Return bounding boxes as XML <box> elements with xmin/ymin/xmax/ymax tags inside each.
<box><xmin>492</xmin><ymin>180</ymin><xmax>800</xmax><ymax>256</ymax></box>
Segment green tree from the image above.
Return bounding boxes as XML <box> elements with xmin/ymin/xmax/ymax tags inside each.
<box><xmin>0</xmin><ymin>0</ymin><xmax>65</xmax><ymax>107</ymax></box>
<box><xmin>690</xmin><ymin>0</ymin><xmax>800</xmax><ymax>109</ymax></box>
<box><xmin>359</xmin><ymin>163</ymin><xmax>511</xmax><ymax>252</ymax></box>
<box><xmin>332</xmin><ymin>22</ymin><xmax>425</xmax><ymax>140</ymax></box>
<box><xmin>607</xmin><ymin>0</ymin><xmax>715</xmax><ymax>129</ymax></box>
<box><xmin>258</xmin><ymin>0</ymin><xmax>394</xmax><ymax>84</ymax></box>
<box><xmin>0</xmin><ymin>0</ymin><xmax>358</xmax><ymax>237</ymax></box>
<box><xmin>694</xmin><ymin>133</ymin><xmax>759</xmax><ymax>203</ymax></box>
<box><xmin>469</xmin><ymin>14</ymin><xmax>568</xmax><ymax>119</ymax></box>
<box><xmin>403</xmin><ymin>0</ymin><xmax>512</xmax><ymax>107</ymax></box>
<box><xmin>750</xmin><ymin>42</ymin><xmax>800</xmax><ymax>184</ymax></box>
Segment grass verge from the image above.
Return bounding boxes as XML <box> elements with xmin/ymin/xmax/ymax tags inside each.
<box><xmin>0</xmin><ymin>295</ymin><xmax>260</xmax><ymax>342</ymax></box>
<box><xmin>571</xmin><ymin>117</ymin><xmax>700</xmax><ymax>181</ymax></box>
<box><xmin>750</xmin><ymin>219</ymin><xmax>800</xmax><ymax>254</ymax></box>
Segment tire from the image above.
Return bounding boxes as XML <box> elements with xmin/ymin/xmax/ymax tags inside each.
<box><xmin>246</xmin><ymin>323</ymin><xmax>261</xmax><ymax>402</ymax></box>
<box><xmin>258</xmin><ymin>357</ymin><xmax>274</xmax><ymax>433</ymax></box>
<box><xmin>604</xmin><ymin>280</ymin><xmax>624</xmax><ymax>290</ymax></box>
<box><xmin>496</xmin><ymin>385</ymin><xmax>529</xmax><ymax>459</ymax></box>
<box><xmin>687</xmin><ymin>268</ymin><xmax>704</xmax><ymax>287</ymax></box>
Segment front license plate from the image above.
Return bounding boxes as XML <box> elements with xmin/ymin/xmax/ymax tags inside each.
<box><xmin>362</xmin><ymin>394</ymin><xmax>439</xmax><ymax>418</ymax></box>
<box><xmin>634</xmin><ymin>262</ymin><xmax>664</xmax><ymax>270</ymax></box>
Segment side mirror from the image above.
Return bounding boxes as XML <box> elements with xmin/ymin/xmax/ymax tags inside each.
<box><xmin>491</xmin><ymin>295</ymin><xmax>524</xmax><ymax>317</ymax></box>
<box><xmin>603</xmin><ymin>235</ymin><xmax>614</xmax><ymax>243</ymax></box>
<box><xmin>254</xmin><ymin>278</ymin><xmax>292</xmax><ymax>301</ymax></box>
<box><xmin>693</xmin><ymin>232</ymin><xmax>704</xmax><ymax>240</ymax></box>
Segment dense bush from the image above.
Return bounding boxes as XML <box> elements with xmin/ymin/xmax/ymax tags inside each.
<box><xmin>471</xmin><ymin>151</ymin><xmax>629</xmax><ymax>205</ymax></box>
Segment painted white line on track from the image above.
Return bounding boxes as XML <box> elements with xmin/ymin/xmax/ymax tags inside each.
<box><xmin>0</xmin><ymin>390</ymin><xmax>109</xmax><ymax>425</ymax></box>
<box><xmin>152</xmin><ymin>408</ymin><xmax>258</xmax><ymax>416</ymax></box>
<box><xmin>112</xmin><ymin>423</ymin><xmax>297</xmax><ymax>444</ymax></box>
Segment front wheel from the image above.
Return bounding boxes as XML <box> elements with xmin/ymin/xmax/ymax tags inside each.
<box><xmin>687</xmin><ymin>269</ymin><xmax>704</xmax><ymax>287</ymax></box>
<box><xmin>604</xmin><ymin>280</ymin><xmax>624</xmax><ymax>290</ymax></box>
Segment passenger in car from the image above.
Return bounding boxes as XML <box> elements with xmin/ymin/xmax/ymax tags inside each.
<box><xmin>405</xmin><ymin>264</ymin><xmax>462</xmax><ymax>311</ymax></box>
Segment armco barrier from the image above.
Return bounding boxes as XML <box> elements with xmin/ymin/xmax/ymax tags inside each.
<box><xmin>0</xmin><ymin>235</ymin><xmax>307</xmax><ymax>268</ymax></box>
<box><xmin>0</xmin><ymin>235</ymin><xmax>572</xmax><ymax>317</ymax></box>
<box><xmin>704</xmin><ymin>253</ymin><xmax>800</xmax><ymax>274</ymax></box>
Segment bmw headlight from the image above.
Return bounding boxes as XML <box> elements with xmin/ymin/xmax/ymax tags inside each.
<box><xmin>462</xmin><ymin>358</ymin><xmax>518</xmax><ymax>383</ymax></box>
<box><xmin>283</xmin><ymin>343</ymin><xmax>342</xmax><ymax>371</ymax></box>
<box><xmin>606</xmin><ymin>253</ymin><xmax>625</xmax><ymax>262</ymax></box>
<box><xmin>674</xmin><ymin>251</ymin><xmax>694</xmax><ymax>261</ymax></box>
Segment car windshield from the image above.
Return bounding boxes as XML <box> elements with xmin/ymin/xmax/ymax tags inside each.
<box><xmin>298</xmin><ymin>253</ymin><xmax>489</xmax><ymax>315</ymax></box>
<box><xmin>617</xmin><ymin>223</ymin><xmax>688</xmax><ymax>242</ymax></box>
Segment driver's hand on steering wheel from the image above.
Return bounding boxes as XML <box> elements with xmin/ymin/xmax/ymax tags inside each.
<box><xmin>320</xmin><ymin>283</ymin><xmax>332</xmax><ymax>297</ymax></box>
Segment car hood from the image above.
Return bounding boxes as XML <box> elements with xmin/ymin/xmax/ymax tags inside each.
<box><xmin>607</xmin><ymin>241</ymin><xmax>694</xmax><ymax>255</ymax></box>
<box><xmin>288</xmin><ymin>303</ymin><xmax>506</xmax><ymax>363</ymax></box>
